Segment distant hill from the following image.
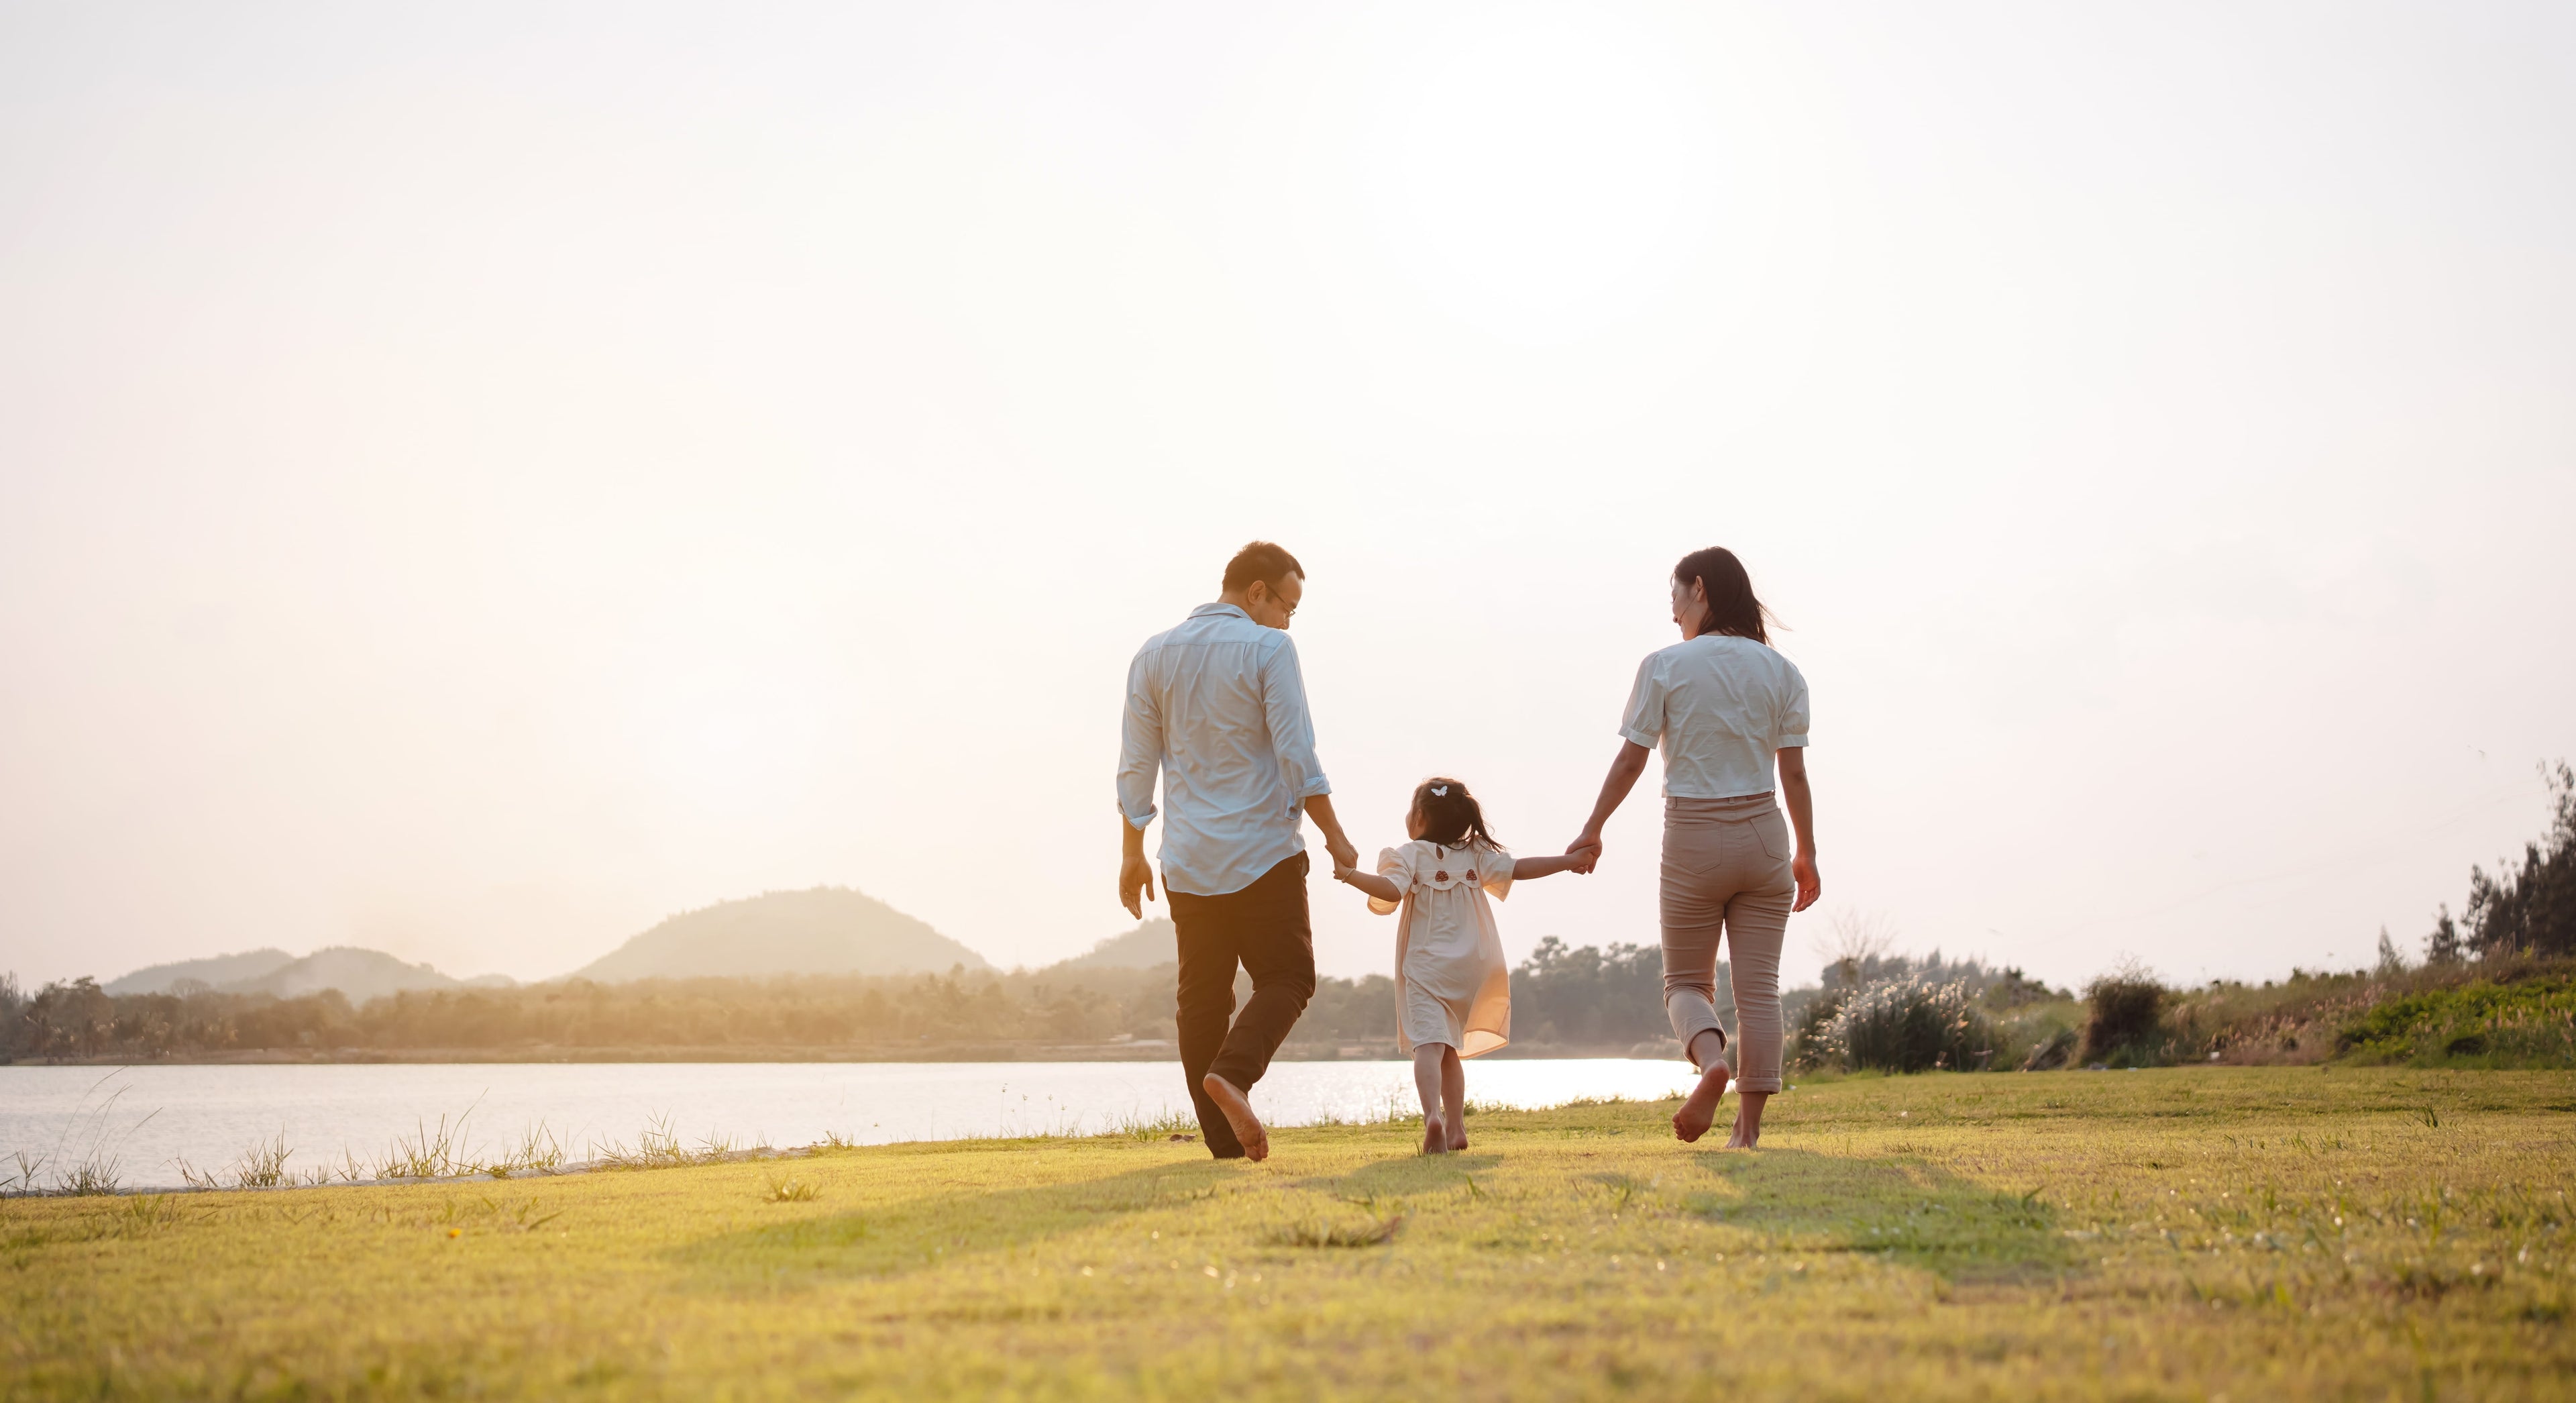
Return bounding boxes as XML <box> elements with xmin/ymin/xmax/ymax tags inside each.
<box><xmin>229</xmin><ymin>947</ymin><xmax>512</xmax><ymax>1003</ymax></box>
<box><xmin>105</xmin><ymin>946</ymin><xmax>514</xmax><ymax>1003</ymax></box>
<box><xmin>105</xmin><ymin>948</ymin><xmax>297</xmax><ymax>996</ymax></box>
<box><xmin>570</xmin><ymin>887</ymin><xmax>991</xmax><ymax>982</ymax></box>
<box><xmin>1051</xmin><ymin>919</ymin><xmax>1177</xmax><ymax>971</ymax></box>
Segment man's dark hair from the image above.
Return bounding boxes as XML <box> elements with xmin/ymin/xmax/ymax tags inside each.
<box><xmin>1222</xmin><ymin>541</ymin><xmax>1305</xmax><ymax>594</ymax></box>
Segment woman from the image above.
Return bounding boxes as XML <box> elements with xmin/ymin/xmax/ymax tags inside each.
<box><xmin>1566</xmin><ymin>547</ymin><xmax>1819</xmax><ymax>1148</ymax></box>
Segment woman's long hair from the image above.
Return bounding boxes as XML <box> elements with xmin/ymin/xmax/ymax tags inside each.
<box><xmin>1673</xmin><ymin>546</ymin><xmax>1778</xmax><ymax>645</ymax></box>
<box><xmin>1411</xmin><ymin>776</ymin><xmax>1499</xmax><ymax>851</ymax></box>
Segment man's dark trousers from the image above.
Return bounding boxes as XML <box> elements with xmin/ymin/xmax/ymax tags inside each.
<box><xmin>1169</xmin><ymin>853</ymin><xmax>1316</xmax><ymax>1159</ymax></box>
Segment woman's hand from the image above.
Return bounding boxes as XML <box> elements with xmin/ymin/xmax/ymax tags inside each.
<box><xmin>1779</xmin><ymin>747</ymin><xmax>1819</xmax><ymax>911</ymax></box>
<box><xmin>1569</xmin><ymin>742</ymin><xmax>1652</xmax><ymax>874</ymax></box>
<box><xmin>1564</xmin><ymin>833</ymin><xmax>1603</xmax><ymax>874</ymax></box>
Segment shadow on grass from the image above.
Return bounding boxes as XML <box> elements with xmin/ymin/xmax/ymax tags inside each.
<box><xmin>670</xmin><ymin>1159</ymin><xmax>1234</xmax><ymax>1289</ymax></box>
<box><xmin>1686</xmin><ymin>1148</ymin><xmax>2070</xmax><ymax>1281</ymax></box>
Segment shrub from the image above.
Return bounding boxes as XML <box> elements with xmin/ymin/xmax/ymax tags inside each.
<box><xmin>1826</xmin><ymin>978</ymin><xmax>1996</xmax><ymax>1074</ymax></box>
<box><xmin>2335</xmin><ymin>974</ymin><xmax>2576</xmax><ymax>1067</ymax></box>
<box><xmin>2081</xmin><ymin>968</ymin><xmax>2168</xmax><ymax>1066</ymax></box>
<box><xmin>1984</xmin><ymin>967</ymin><xmax>2071</xmax><ymax>1010</ymax></box>
<box><xmin>1786</xmin><ymin>986</ymin><xmax>1853</xmax><ymax>1071</ymax></box>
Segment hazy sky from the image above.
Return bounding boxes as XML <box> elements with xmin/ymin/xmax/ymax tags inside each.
<box><xmin>4</xmin><ymin>2</ymin><xmax>2571</xmax><ymax>994</ymax></box>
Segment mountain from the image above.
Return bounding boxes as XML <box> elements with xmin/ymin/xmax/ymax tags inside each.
<box><xmin>105</xmin><ymin>946</ymin><xmax>515</xmax><ymax>1003</ymax></box>
<box><xmin>570</xmin><ymin>887</ymin><xmax>991</xmax><ymax>982</ymax></box>
<box><xmin>227</xmin><ymin>947</ymin><xmax>506</xmax><ymax>1003</ymax></box>
<box><xmin>105</xmin><ymin>948</ymin><xmax>297</xmax><ymax>996</ymax></box>
<box><xmin>1051</xmin><ymin>919</ymin><xmax>1177</xmax><ymax>971</ymax></box>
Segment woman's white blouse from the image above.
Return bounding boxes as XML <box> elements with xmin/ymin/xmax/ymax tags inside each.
<box><xmin>1619</xmin><ymin>633</ymin><xmax>1810</xmax><ymax>798</ymax></box>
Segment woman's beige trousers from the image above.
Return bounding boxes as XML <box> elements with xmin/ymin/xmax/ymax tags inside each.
<box><xmin>1660</xmin><ymin>793</ymin><xmax>1794</xmax><ymax>1094</ymax></box>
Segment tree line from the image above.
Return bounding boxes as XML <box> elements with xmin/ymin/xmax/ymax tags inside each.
<box><xmin>0</xmin><ymin>937</ymin><xmax>1695</xmax><ymax>1061</ymax></box>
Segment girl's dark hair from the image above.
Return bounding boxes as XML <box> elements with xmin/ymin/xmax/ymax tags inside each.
<box><xmin>1673</xmin><ymin>546</ymin><xmax>1777</xmax><ymax>645</ymax></box>
<box><xmin>1411</xmin><ymin>776</ymin><xmax>1499</xmax><ymax>850</ymax></box>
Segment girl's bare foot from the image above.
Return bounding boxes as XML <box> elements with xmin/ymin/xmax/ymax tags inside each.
<box><xmin>1201</xmin><ymin>1074</ymin><xmax>1269</xmax><ymax>1161</ymax></box>
<box><xmin>1672</xmin><ymin>1059</ymin><xmax>1731</xmax><ymax>1143</ymax></box>
<box><xmin>1421</xmin><ymin>1121</ymin><xmax>1448</xmax><ymax>1155</ymax></box>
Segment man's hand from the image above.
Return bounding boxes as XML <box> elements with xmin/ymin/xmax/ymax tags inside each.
<box><xmin>1303</xmin><ymin>794</ymin><xmax>1360</xmax><ymax>874</ymax></box>
<box><xmin>1118</xmin><ymin>816</ymin><xmax>1156</xmax><ymax>917</ymax></box>
<box><xmin>1792</xmin><ymin>850</ymin><xmax>1822</xmax><ymax>912</ymax></box>
<box><xmin>1120</xmin><ymin>849</ymin><xmax>1156</xmax><ymax>917</ymax></box>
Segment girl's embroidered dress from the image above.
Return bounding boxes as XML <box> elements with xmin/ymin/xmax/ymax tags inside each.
<box><xmin>1371</xmin><ymin>839</ymin><xmax>1513</xmax><ymax>1057</ymax></box>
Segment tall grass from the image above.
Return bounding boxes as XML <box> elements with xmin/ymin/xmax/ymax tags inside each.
<box><xmin>588</xmin><ymin>1113</ymin><xmax>753</xmax><ymax>1172</ymax></box>
<box><xmin>1103</xmin><ymin>1108</ymin><xmax>1199</xmax><ymax>1142</ymax></box>
<box><xmin>228</xmin><ymin>1133</ymin><xmax>293</xmax><ymax>1189</ymax></box>
<box><xmin>5</xmin><ymin>1071</ymin><xmax>158</xmax><ymax>1197</ymax></box>
<box><xmin>1826</xmin><ymin>978</ymin><xmax>1996</xmax><ymax>1073</ymax></box>
<box><xmin>380</xmin><ymin>1111</ymin><xmax>478</xmax><ymax>1180</ymax></box>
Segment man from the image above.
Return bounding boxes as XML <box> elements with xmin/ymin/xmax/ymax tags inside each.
<box><xmin>1117</xmin><ymin>541</ymin><xmax>1360</xmax><ymax>1161</ymax></box>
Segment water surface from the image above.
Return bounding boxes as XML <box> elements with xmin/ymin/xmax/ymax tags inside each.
<box><xmin>0</xmin><ymin>1059</ymin><xmax>1697</xmax><ymax>1190</ymax></box>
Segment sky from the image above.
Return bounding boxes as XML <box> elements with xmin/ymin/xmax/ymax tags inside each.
<box><xmin>3</xmin><ymin>2</ymin><xmax>2571</xmax><ymax>994</ymax></box>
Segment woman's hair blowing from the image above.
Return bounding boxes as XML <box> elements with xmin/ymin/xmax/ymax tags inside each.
<box><xmin>1673</xmin><ymin>546</ymin><xmax>1776</xmax><ymax>645</ymax></box>
<box><xmin>1411</xmin><ymin>776</ymin><xmax>1498</xmax><ymax>850</ymax></box>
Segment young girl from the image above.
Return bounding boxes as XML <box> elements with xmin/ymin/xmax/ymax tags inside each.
<box><xmin>1333</xmin><ymin>777</ymin><xmax>1589</xmax><ymax>1155</ymax></box>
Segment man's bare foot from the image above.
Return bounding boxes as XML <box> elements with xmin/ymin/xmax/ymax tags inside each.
<box><xmin>1672</xmin><ymin>1059</ymin><xmax>1731</xmax><ymax>1143</ymax></box>
<box><xmin>1201</xmin><ymin>1074</ymin><xmax>1268</xmax><ymax>1161</ymax></box>
<box><xmin>1421</xmin><ymin>1121</ymin><xmax>1448</xmax><ymax>1155</ymax></box>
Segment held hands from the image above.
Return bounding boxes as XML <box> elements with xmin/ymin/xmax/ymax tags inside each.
<box><xmin>1564</xmin><ymin>831</ymin><xmax>1603</xmax><ymax>875</ymax></box>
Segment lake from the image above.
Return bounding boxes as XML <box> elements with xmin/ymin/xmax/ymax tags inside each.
<box><xmin>0</xmin><ymin>1059</ymin><xmax>1699</xmax><ymax>1190</ymax></box>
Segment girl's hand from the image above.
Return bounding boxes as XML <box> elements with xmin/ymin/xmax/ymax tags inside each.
<box><xmin>1564</xmin><ymin>833</ymin><xmax>1603</xmax><ymax>874</ymax></box>
<box><xmin>1336</xmin><ymin>865</ymin><xmax>1405</xmax><ymax>905</ymax></box>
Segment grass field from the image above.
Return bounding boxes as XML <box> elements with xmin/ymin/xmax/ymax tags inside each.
<box><xmin>3</xmin><ymin>1068</ymin><xmax>2571</xmax><ymax>1400</ymax></box>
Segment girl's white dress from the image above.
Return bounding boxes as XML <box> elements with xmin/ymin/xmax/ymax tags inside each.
<box><xmin>1371</xmin><ymin>839</ymin><xmax>1513</xmax><ymax>1057</ymax></box>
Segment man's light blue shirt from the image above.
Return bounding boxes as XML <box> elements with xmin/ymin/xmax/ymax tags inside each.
<box><xmin>1117</xmin><ymin>603</ymin><xmax>1330</xmax><ymax>897</ymax></box>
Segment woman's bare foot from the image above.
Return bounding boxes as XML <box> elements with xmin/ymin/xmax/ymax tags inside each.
<box><xmin>1421</xmin><ymin>1121</ymin><xmax>1448</xmax><ymax>1155</ymax></box>
<box><xmin>1672</xmin><ymin>1059</ymin><xmax>1731</xmax><ymax>1143</ymax></box>
<box><xmin>1723</xmin><ymin>1090</ymin><xmax>1769</xmax><ymax>1149</ymax></box>
<box><xmin>1446</xmin><ymin>1121</ymin><xmax>1468</xmax><ymax>1152</ymax></box>
<box><xmin>1201</xmin><ymin>1074</ymin><xmax>1268</xmax><ymax>1161</ymax></box>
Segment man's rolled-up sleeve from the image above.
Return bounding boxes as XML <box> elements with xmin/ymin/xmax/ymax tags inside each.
<box><xmin>1263</xmin><ymin>637</ymin><xmax>1331</xmax><ymax>799</ymax></box>
<box><xmin>1117</xmin><ymin>649</ymin><xmax>1162</xmax><ymax>830</ymax></box>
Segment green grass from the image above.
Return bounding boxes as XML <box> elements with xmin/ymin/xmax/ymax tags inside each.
<box><xmin>3</xmin><ymin>1068</ymin><xmax>2572</xmax><ymax>1400</ymax></box>
<box><xmin>2339</xmin><ymin>975</ymin><xmax>2576</xmax><ymax>1068</ymax></box>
